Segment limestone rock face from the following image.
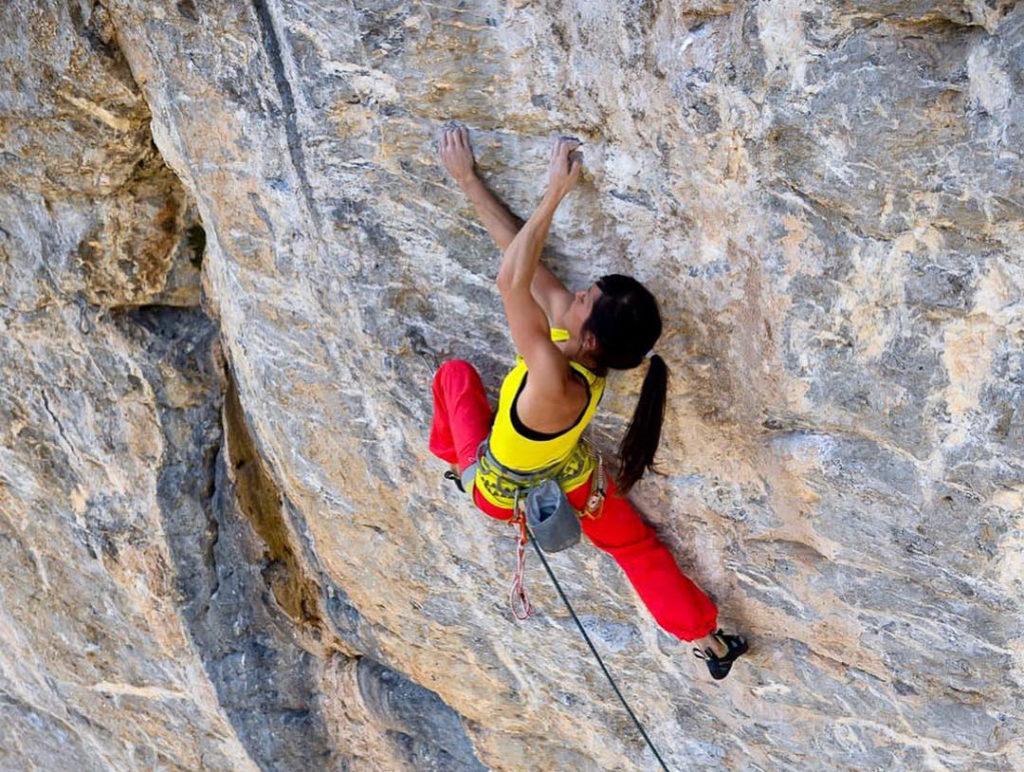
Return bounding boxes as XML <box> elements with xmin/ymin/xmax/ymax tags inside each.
<box><xmin>2</xmin><ymin>3</ymin><xmax>477</xmax><ymax>770</ymax></box>
<box><xmin>1</xmin><ymin>0</ymin><xmax>1021</xmax><ymax>770</ymax></box>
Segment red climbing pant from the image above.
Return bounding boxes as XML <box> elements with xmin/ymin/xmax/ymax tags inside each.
<box><xmin>430</xmin><ymin>359</ymin><xmax>719</xmax><ymax>642</ymax></box>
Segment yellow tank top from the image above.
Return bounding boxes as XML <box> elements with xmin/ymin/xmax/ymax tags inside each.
<box><xmin>476</xmin><ymin>328</ymin><xmax>605</xmax><ymax>509</ymax></box>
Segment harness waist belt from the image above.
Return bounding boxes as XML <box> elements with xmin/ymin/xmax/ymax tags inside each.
<box><xmin>472</xmin><ymin>438</ymin><xmax>595</xmax><ymax>509</ymax></box>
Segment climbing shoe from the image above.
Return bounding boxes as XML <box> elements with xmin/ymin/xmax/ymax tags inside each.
<box><xmin>693</xmin><ymin>630</ymin><xmax>748</xmax><ymax>680</ymax></box>
<box><xmin>443</xmin><ymin>468</ymin><xmax>465</xmax><ymax>493</ymax></box>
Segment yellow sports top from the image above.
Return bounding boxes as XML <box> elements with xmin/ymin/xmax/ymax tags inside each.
<box><xmin>476</xmin><ymin>328</ymin><xmax>605</xmax><ymax>509</ymax></box>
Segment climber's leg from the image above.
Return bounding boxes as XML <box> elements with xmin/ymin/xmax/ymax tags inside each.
<box><xmin>429</xmin><ymin>359</ymin><xmax>492</xmax><ymax>472</ymax></box>
<box><xmin>429</xmin><ymin>359</ymin><xmax>519</xmax><ymax>522</ymax></box>
<box><xmin>567</xmin><ymin>477</ymin><xmax>719</xmax><ymax>643</ymax></box>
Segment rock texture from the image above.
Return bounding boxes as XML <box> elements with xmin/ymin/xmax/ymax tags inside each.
<box><xmin>1</xmin><ymin>0</ymin><xmax>1021</xmax><ymax>770</ymax></box>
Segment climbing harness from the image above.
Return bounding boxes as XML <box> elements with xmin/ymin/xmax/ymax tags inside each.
<box><xmin>449</xmin><ymin>438</ymin><xmax>607</xmax><ymax>617</ymax></box>
<box><xmin>469</xmin><ymin>437</ymin><xmax>592</xmax><ymax>509</ymax></box>
<box><xmin>527</xmin><ymin>527</ymin><xmax>671</xmax><ymax>772</ymax></box>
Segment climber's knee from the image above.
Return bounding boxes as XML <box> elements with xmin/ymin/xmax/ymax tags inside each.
<box><xmin>434</xmin><ymin>358</ymin><xmax>470</xmax><ymax>382</ymax></box>
<box><xmin>433</xmin><ymin>358</ymin><xmax>483</xmax><ymax>394</ymax></box>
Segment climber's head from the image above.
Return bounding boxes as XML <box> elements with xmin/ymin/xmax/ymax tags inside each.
<box><xmin>582</xmin><ymin>274</ymin><xmax>662</xmax><ymax>371</ymax></box>
<box><xmin>580</xmin><ymin>274</ymin><xmax>669</xmax><ymax>494</ymax></box>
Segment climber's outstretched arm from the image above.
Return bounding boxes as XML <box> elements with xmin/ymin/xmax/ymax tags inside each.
<box><xmin>497</xmin><ymin>139</ymin><xmax>580</xmax><ymax>296</ymax></box>
<box><xmin>497</xmin><ymin>139</ymin><xmax>581</xmax><ymax>386</ymax></box>
<box><xmin>439</xmin><ymin>126</ymin><xmax>573</xmax><ymax>321</ymax></box>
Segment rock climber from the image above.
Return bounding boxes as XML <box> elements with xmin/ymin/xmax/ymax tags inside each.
<box><xmin>429</xmin><ymin>126</ymin><xmax>748</xmax><ymax>679</ymax></box>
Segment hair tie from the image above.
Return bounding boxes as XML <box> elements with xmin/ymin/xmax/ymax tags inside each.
<box><xmin>644</xmin><ymin>350</ymin><xmax>656</xmax><ymax>360</ymax></box>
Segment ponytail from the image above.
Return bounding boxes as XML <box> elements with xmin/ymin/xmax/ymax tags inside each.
<box><xmin>616</xmin><ymin>354</ymin><xmax>668</xmax><ymax>494</ymax></box>
<box><xmin>583</xmin><ymin>274</ymin><xmax>666</xmax><ymax>493</ymax></box>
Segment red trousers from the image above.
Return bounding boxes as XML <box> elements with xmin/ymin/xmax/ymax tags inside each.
<box><xmin>430</xmin><ymin>359</ymin><xmax>718</xmax><ymax>642</ymax></box>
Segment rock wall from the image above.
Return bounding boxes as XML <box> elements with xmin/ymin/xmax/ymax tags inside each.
<box><xmin>1</xmin><ymin>0</ymin><xmax>1021</xmax><ymax>770</ymax></box>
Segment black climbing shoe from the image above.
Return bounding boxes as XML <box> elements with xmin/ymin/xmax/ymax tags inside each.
<box><xmin>444</xmin><ymin>468</ymin><xmax>465</xmax><ymax>493</ymax></box>
<box><xmin>693</xmin><ymin>630</ymin><xmax>748</xmax><ymax>680</ymax></box>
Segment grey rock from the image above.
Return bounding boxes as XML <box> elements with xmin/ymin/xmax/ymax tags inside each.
<box><xmin>1</xmin><ymin>0</ymin><xmax>1022</xmax><ymax>770</ymax></box>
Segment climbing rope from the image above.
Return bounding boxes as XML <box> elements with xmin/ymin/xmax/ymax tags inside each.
<box><xmin>527</xmin><ymin>530</ymin><xmax>672</xmax><ymax>772</ymax></box>
<box><xmin>498</xmin><ymin>462</ymin><xmax>667</xmax><ymax>767</ymax></box>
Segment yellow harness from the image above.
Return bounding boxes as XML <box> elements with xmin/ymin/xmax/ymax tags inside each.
<box><xmin>474</xmin><ymin>328</ymin><xmax>606</xmax><ymax>510</ymax></box>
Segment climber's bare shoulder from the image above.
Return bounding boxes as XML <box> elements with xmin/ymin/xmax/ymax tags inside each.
<box><xmin>516</xmin><ymin>362</ymin><xmax>588</xmax><ymax>435</ymax></box>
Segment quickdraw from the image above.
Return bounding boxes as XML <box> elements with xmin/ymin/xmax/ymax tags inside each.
<box><xmin>507</xmin><ymin>489</ymin><xmax>533</xmax><ymax>620</ymax></box>
<box><xmin>581</xmin><ymin>452</ymin><xmax>607</xmax><ymax>520</ymax></box>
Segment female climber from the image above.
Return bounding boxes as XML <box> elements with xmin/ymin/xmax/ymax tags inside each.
<box><xmin>429</xmin><ymin>126</ymin><xmax>748</xmax><ymax>680</ymax></box>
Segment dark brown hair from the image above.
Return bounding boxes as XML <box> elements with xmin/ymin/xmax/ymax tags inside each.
<box><xmin>584</xmin><ymin>274</ymin><xmax>668</xmax><ymax>493</ymax></box>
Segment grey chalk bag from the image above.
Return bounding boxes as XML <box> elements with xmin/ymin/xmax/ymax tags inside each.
<box><xmin>525</xmin><ymin>478</ymin><xmax>581</xmax><ymax>553</ymax></box>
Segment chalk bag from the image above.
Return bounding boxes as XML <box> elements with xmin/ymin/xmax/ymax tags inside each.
<box><xmin>525</xmin><ymin>478</ymin><xmax>581</xmax><ymax>553</ymax></box>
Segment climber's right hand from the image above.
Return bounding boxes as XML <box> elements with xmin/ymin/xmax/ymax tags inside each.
<box><xmin>546</xmin><ymin>137</ymin><xmax>582</xmax><ymax>201</ymax></box>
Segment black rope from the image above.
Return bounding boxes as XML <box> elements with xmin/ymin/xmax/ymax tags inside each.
<box><xmin>527</xmin><ymin>532</ymin><xmax>672</xmax><ymax>772</ymax></box>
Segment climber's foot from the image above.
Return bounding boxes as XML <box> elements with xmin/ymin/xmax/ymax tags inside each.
<box><xmin>693</xmin><ymin>630</ymin><xmax>748</xmax><ymax>681</ymax></box>
<box><xmin>439</xmin><ymin>125</ymin><xmax>476</xmax><ymax>188</ymax></box>
<box><xmin>443</xmin><ymin>463</ymin><xmax>465</xmax><ymax>493</ymax></box>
